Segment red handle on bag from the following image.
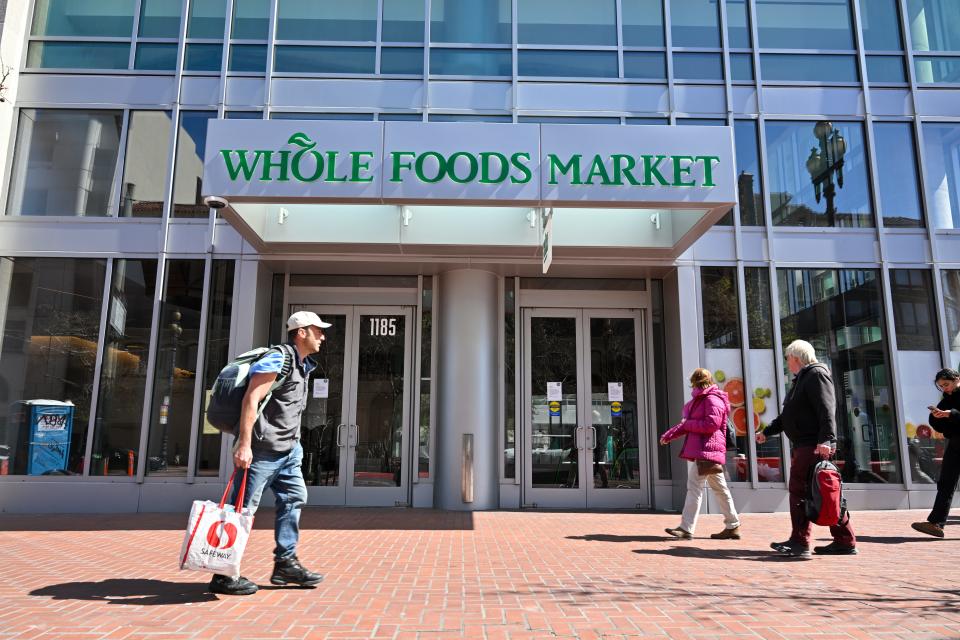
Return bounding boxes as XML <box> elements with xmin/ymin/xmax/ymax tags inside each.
<box><xmin>219</xmin><ymin>468</ymin><xmax>248</xmax><ymax>510</ymax></box>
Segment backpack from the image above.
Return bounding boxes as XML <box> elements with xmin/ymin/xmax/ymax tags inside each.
<box><xmin>206</xmin><ymin>345</ymin><xmax>294</xmax><ymax>435</ymax></box>
<box><xmin>725</xmin><ymin>414</ymin><xmax>737</xmax><ymax>452</ymax></box>
<box><xmin>804</xmin><ymin>458</ymin><xmax>848</xmax><ymax>527</ymax></box>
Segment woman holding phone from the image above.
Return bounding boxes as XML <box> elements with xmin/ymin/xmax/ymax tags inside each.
<box><xmin>912</xmin><ymin>368</ymin><xmax>960</xmax><ymax>538</ymax></box>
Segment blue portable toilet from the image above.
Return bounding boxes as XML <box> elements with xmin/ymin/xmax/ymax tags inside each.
<box><xmin>24</xmin><ymin>400</ymin><xmax>75</xmax><ymax>476</ymax></box>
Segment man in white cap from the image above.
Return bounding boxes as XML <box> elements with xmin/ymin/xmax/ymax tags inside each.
<box><xmin>209</xmin><ymin>311</ymin><xmax>331</xmax><ymax>596</ymax></box>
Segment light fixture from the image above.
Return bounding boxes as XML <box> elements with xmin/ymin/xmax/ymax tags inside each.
<box><xmin>277</xmin><ymin>207</ymin><xmax>289</xmax><ymax>225</ymax></box>
<box><xmin>401</xmin><ymin>206</ymin><xmax>413</xmax><ymax>226</ymax></box>
<box><xmin>649</xmin><ymin>211</ymin><xmax>661</xmax><ymax>230</ymax></box>
<box><xmin>526</xmin><ymin>209</ymin><xmax>538</xmax><ymax>228</ymax></box>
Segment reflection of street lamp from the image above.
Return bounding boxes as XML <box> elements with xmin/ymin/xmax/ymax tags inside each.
<box><xmin>805</xmin><ymin>121</ymin><xmax>846</xmax><ymax>226</ymax></box>
<box><xmin>159</xmin><ymin>310</ymin><xmax>182</xmax><ymax>469</ymax></box>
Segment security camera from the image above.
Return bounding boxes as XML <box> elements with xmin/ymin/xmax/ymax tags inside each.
<box><xmin>203</xmin><ymin>195</ymin><xmax>229</xmax><ymax>210</ymax></box>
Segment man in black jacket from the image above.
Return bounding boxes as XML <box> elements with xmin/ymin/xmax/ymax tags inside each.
<box><xmin>912</xmin><ymin>368</ymin><xmax>960</xmax><ymax>538</ymax></box>
<box><xmin>757</xmin><ymin>339</ymin><xmax>857</xmax><ymax>558</ymax></box>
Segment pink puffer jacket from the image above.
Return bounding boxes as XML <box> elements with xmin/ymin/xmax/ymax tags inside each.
<box><xmin>661</xmin><ymin>385</ymin><xmax>730</xmax><ymax>464</ymax></box>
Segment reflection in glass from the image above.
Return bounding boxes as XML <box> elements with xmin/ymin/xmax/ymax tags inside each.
<box><xmin>756</xmin><ymin>0</ymin><xmax>854</xmax><ymax>49</ymax></box>
<box><xmin>229</xmin><ymin>44</ymin><xmax>267</xmax><ymax>72</ymax></box>
<box><xmin>277</xmin><ymin>0</ymin><xmax>377</xmax><ymax>41</ymax></box>
<box><xmin>730</xmin><ymin>53</ymin><xmax>754</xmax><ymax>81</ymax></box>
<box><xmin>139</xmin><ymin>0</ymin><xmax>182</xmax><ymax>37</ymax></box>
<box><xmin>866</xmin><ymin>56</ymin><xmax>907</xmax><ymax>82</ymax></box>
<box><xmin>890</xmin><ymin>270</ymin><xmax>938</xmax><ymax>351</ymax></box>
<box><xmin>760</xmin><ymin>54</ymin><xmax>859</xmax><ymax>82</ymax></box>
<box><xmin>431</xmin><ymin>0</ymin><xmax>511</xmax><ymax>44</ymax></box>
<box><xmin>671</xmin><ymin>0</ymin><xmax>720</xmax><ymax>47</ymax></box>
<box><xmin>420</xmin><ymin>279</ymin><xmax>433</xmax><ymax>479</ymax></box>
<box><xmin>621</xmin><ymin>0</ymin><xmax>664</xmax><ymax>46</ymax></box>
<box><xmin>518</xmin><ymin>51</ymin><xmax>618</xmax><ymax>78</ymax></box>
<box><xmin>353</xmin><ymin>315</ymin><xmax>407</xmax><ymax>487</ymax></box>
<box><xmin>727</xmin><ymin>0</ymin><xmax>751</xmax><ymax>48</ymax></box>
<box><xmin>673</xmin><ymin>53</ymin><xmax>723</xmax><ymax>81</ymax></box>
<box><xmin>8</xmin><ymin>109</ymin><xmax>123</xmax><ymax>217</ymax></box>
<box><xmin>31</xmin><ymin>0</ymin><xmax>135</xmax><ymax>36</ymax></box>
<box><xmin>504</xmin><ymin>278</ymin><xmax>516</xmax><ymax>479</ymax></box>
<box><xmin>904</xmin><ymin>0</ymin><xmax>960</xmax><ymax>52</ymax></box>
<box><xmin>942</xmin><ymin>270</ymin><xmax>960</xmax><ymax>366</ymax></box>
<box><xmin>301</xmin><ymin>315</ymin><xmax>347</xmax><ymax>487</ymax></box>
<box><xmin>0</xmin><ymin>258</ymin><xmax>107</xmax><ymax>476</ymax></box>
<box><xmin>914</xmin><ymin>56</ymin><xmax>960</xmax><ymax>83</ymax></box>
<box><xmin>27</xmin><ymin>42</ymin><xmax>131</xmax><ymax>69</ymax></box>
<box><xmin>430</xmin><ymin>48</ymin><xmax>511</xmax><ymax>76</ymax></box>
<box><xmin>920</xmin><ymin>123</ymin><xmax>960</xmax><ymax>229</ymax></box>
<box><xmin>195</xmin><ymin>261</ymin><xmax>234</xmax><ymax>476</ymax></box>
<box><xmin>134</xmin><ymin>43</ymin><xmax>178</xmax><ymax>70</ymax></box>
<box><xmin>734</xmin><ymin>120</ymin><xmax>764</xmax><ymax>226</ymax></box>
<box><xmin>232</xmin><ymin>0</ymin><xmax>269</xmax><ymax>39</ymax></box>
<box><xmin>187</xmin><ymin>0</ymin><xmax>226</xmax><ymax>38</ymax></box>
<box><xmin>185</xmin><ymin>44</ymin><xmax>223</xmax><ymax>72</ymax></box>
<box><xmin>701</xmin><ymin>267</ymin><xmax>741</xmax><ymax>349</ymax></box>
<box><xmin>873</xmin><ymin>122</ymin><xmax>923</xmax><ymax>227</ymax></box>
<box><xmin>275</xmin><ymin>46</ymin><xmax>376</xmax><ymax>74</ymax></box>
<box><xmin>766</xmin><ymin>120</ymin><xmax>873</xmax><ymax>227</ymax></box>
<box><xmin>91</xmin><ymin>260</ymin><xmax>157</xmax><ymax>476</ymax></box>
<box><xmin>172</xmin><ymin>111</ymin><xmax>216</xmax><ymax>218</ymax></box>
<box><xmin>651</xmin><ymin>280</ymin><xmax>672</xmax><ymax>480</ymax></box>
<box><xmin>383</xmin><ymin>0</ymin><xmax>425</xmax><ymax>41</ymax></box>
<box><xmin>530</xmin><ymin>317</ymin><xmax>578</xmax><ymax>488</ymax></box>
<box><xmin>623</xmin><ymin>52</ymin><xmax>666</xmax><ymax>80</ymax></box>
<box><xmin>120</xmin><ymin>111</ymin><xmax>172</xmax><ymax>217</ymax></box>
<box><xmin>146</xmin><ymin>260</ymin><xmax>205</xmax><ymax>476</ymax></box>
<box><xmin>777</xmin><ymin>268</ymin><xmax>902</xmax><ymax>483</ymax></box>
<box><xmin>859</xmin><ymin>0</ymin><xmax>903</xmax><ymax>50</ymax></box>
<box><xmin>589</xmin><ymin>318</ymin><xmax>640</xmax><ymax>490</ymax></box>
<box><xmin>380</xmin><ymin>48</ymin><xmax>424</xmax><ymax>75</ymax></box>
<box><xmin>518</xmin><ymin>0</ymin><xmax>616</xmax><ymax>45</ymax></box>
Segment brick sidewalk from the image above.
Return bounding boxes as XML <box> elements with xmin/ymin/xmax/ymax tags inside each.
<box><xmin>1</xmin><ymin>508</ymin><xmax>959</xmax><ymax>639</ymax></box>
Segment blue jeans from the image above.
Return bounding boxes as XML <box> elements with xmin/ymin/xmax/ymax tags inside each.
<box><xmin>231</xmin><ymin>442</ymin><xmax>307</xmax><ymax>562</ymax></box>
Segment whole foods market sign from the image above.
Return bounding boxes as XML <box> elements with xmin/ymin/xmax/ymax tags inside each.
<box><xmin>203</xmin><ymin>121</ymin><xmax>735</xmax><ymax>207</ymax></box>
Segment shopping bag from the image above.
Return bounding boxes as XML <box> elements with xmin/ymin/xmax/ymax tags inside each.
<box><xmin>179</xmin><ymin>469</ymin><xmax>254</xmax><ymax>578</ymax></box>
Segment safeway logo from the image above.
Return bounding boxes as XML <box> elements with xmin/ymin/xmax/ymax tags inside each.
<box><xmin>206</xmin><ymin>520</ymin><xmax>238</xmax><ymax>550</ymax></box>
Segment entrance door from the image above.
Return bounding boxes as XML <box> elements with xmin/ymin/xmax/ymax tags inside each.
<box><xmin>295</xmin><ymin>305</ymin><xmax>413</xmax><ymax>507</ymax></box>
<box><xmin>522</xmin><ymin>308</ymin><xmax>648</xmax><ymax>509</ymax></box>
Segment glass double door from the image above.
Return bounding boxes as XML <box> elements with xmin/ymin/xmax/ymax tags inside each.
<box><xmin>523</xmin><ymin>308</ymin><xmax>648</xmax><ymax>509</ymax></box>
<box><xmin>295</xmin><ymin>305</ymin><xmax>413</xmax><ymax>507</ymax></box>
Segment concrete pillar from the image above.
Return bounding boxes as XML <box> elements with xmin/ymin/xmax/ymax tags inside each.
<box><xmin>435</xmin><ymin>269</ymin><xmax>499</xmax><ymax>510</ymax></box>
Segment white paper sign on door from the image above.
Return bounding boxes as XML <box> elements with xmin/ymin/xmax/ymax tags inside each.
<box><xmin>608</xmin><ymin>382</ymin><xmax>624</xmax><ymax>402</ymax></box>
<box><xmin>547</xmin><ymin>382</ymin><xmax>562</xmax><ymax>401</ymax></box>
<box><xmin>313</xmin><ymin>378</ymin><xmax>330</xmax><ymax>399</ymax></box>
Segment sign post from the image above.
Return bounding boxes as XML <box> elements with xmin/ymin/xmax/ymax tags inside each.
<box><xmin>542</xmin><ymin>208</ymin><xmax>553</xmax><ymax>274</ymax></box>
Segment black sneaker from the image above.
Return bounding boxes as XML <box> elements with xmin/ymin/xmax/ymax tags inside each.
<box><xmin>209</xmin><ymin>574</ymin><xmax>258</xmax><ymax>596</ymax></box>
<box><xmin>813</xmin><ymin>541</ymin><xmax>858</xmax><ymax>555</ymax></box>
<box><xmin>769</xmin><ymin>540</ymin><xmax>793</xmax><ymax>552</ymax></box>
<box><xmin>776</xmin><ymin>541</ymin><xmax>812</xmax><ymax>559</ymax></box>
<box><xmin>271</xmin><ymin>556</ymin><xmax>324</xmax><ymax>587</ymax></box>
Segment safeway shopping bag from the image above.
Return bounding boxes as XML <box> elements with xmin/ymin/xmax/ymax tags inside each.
<box><xmin>179</xmin><ymin>469</ymin><xmax>254</xmax><ymax>579</ymax></box>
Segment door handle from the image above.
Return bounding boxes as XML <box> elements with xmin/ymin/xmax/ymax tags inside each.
<box><xmin>349</xmin><ymin>424</ymin><xmax>359</xmax><ymax>448</ymax></box>
<box><xmin>336</xmin><ymin>423</ymin><xmax>347</xmax><ymax>447</ymax></box>
<box><xmin>575</xmin><ymin>426</ymin><xmax>585</xmax><ymax>450</ymax></box>
<box><xmin>587</xmin><ymin>426</ymin><xmax>597</xmax><ymax>450</ymax></box>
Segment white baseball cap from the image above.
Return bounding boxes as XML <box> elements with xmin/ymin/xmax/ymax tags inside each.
<box><xmin>287</xmin><ymin>310</ymin><xmax>332</xmax><ymax>331</ymax></box>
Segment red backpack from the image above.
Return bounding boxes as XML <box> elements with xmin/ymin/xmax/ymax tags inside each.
<box><xmin>804</xmin><ymin>459</ymin><xmax>848</xmax><ymax>527</ymax></box>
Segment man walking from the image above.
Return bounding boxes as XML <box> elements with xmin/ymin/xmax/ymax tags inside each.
<box><xmin>209</xmin><ymin>311</ymin><xmax>330</xmax><ymax>596</ymax></box>
<box><xmin>756</xmin><ymin>340</ymin><xmax>857</xmax><ymax>559</ymax></box>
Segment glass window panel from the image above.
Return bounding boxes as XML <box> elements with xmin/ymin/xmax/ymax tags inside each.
<box><xmin>727</xmin><ymin>0</ymin><xmax>752</xmax><ymax>48</ymax></box>
<box><xmin>503</xmin><ymin>278</ymin><xmax>515</xmax><ymax>479</ymax></box>
<box><xmin>621</xmin><ymin>0</ymin><xmax>664</xmax><ymax>46</ymax></box>
<box><xmin>0</xmin><ymin>257</ymin><xmax>107</xmax><ymax>476</ymax></box>
<box><xmin>518</xmin><ymin>0</ymin><xmax>616</xmax><ymax>46</ymax></box>
<box><xmin>431</xmin><ymin>0</ymin><xmax>511</xmax><ymax>44</ymax></box>
<box><xmin>31</xmin><ymin>0</ymin><xmax>134</xmax><ymax>37</ymax></box>
<box><xmin>673</xmin><ymin>52</ymin><xmax>723</xmax><ymax>80</ymax></box>
<box><xmin>678</xmin><ymin>119</ymin><xmax>725</xmax><ymax>126</ymax></box>
<box><xmin>859</xmin><ymin>0</ymin><xmax>903</xmax><ymax>50</ymax></box>
<box><xmin>518</xmin><ymin>116</ymin><xmax>621</xmax><ymax>124</ymax></box>
<box><xmin>866</xmin><ymin>55</ymin><xmax>906</xmax><ymax>82</ymax></box>
<box><xmin>626</xmin><ymin>117</ymin><xmax>670</xmax><ymax>125</ymax></box>
<box><xmin>905</xmin><ymin>0</ymin><xmax>960</xmax><ymax>52</ymax></box>
<box><xmin>873</xmin><ymin>122</ymin><xmax>923</xmax><ymax>227</ymax></box>
<box><xmin>914</xmin><ymin>56</ymin><xmax>960</xmax><ymax>83</ymax></box>
<box><xmin>277</xmin><ymin>0</ymin><xmax>378</xmax><ymax>41</ymax></box>
<box><xmin>777</xmin><ymin>268</ymin><xmax>902</xmax><ymax>484</ymax></box>
<box><xmin>383</xmin><ymin>0</ymin><xmax>425</xmax><ymax>42</ymax></box>
<box><xmin>184</xmin><ymin>43</ymin><xmax>223</xmax><ymax>71</ymax></box>
<box><xmin>26</xmin><ymin>42</ymin><xmax>131</xmax><ymax>70</ymax></box>
<box><xmin>196</xmin><ymin>260</ymin><xmax>234</xmax><ymax>476</ymax></box>
<box><xmin>518</xmin><ymin>50</ymin><xmax>618</xmax><ymax>78</ymax></box>
<box><xmin>420</xmin><ymin>277</ymin><xmax>433</xmax><ymax>479</ymax></box>
<box><xmin>146</xmin><ymin>260</ymin><xmax>205</xmax><ymax>476</ymax></box>
<box><xmin>379</xmin><ymin>113</ymin><xmax>424</xmax><ymax>121</ymax></box>
<box><xmin>225</xmin><ymin>111</ymin><xmax>262</xmax><ymax>119</ymax></box>
<box><xmin>745</xmin><ymin>268</ymin><xmax>773</xmax><ymax>350</ymax></box>
<box><xmin>756</xmin><ymin>0</ymin><xmax>854</xmax><ymax>49</ymax></box>
<box><xmin>701</xmin><ymin>266</ymin><xmax>741</xmax><ymax>349</ymax></box>
<box><xmin>90</xmin><ymin>259</ymin><xmax>157</xmax><ymax>476</ymax></box>
<box><xmin>271</xmin><ymin>113</ymin><xmax>375</xmax><ymax>120</ymax></box>
<box><xmin>274</xmin><ymin>46</ymin><xmax>376</xmax><ymax>73</ymax></box>
<box><xmin>134</xmin><ymin>43</ymin><xmax>178</xmax><ymax>70</ymax></box>
<box><xmin>734</xmin><ymin>120</ymin><xmax>764</xmax><ymax>226</ymax></box>
<box><xmin>920</xmin><ymin>123</ymin><xmax>960</xmax><ymax>229</ymax></box>
<box><xmin>187</xmin><ymin>0</ymin><xmax>226</xmax><ymax>38</ymax></box>
<box><xmin>943</xmin><ymin>270</ymin><xmax>960</xmax><ymax>366</ymax></box>
<box><xmin>380</xmin><ymin>47</ymin><xmax>424</xmax><ymax>74</ymax></box>
<box><xmin>139</xmin><ymin>0</ymin><xmax>181</xmax><ymax>37</ymax></box>
<box><xmin>650</xmin><ymin>279</ymin><xmax>671</xmax><ymax>479</ymax></box>
<box><xmin>229</xmin><ymin>44</ymin><xmax>267</xmax><ymax>72</ymax></box>
<box><xmin>231</xmin><ymin>0</ymin><xmax>269</xmax><ymax>39</ymax></box>
<box><xmin>671</xmin><ymin>0</ymin><xmax>720</xmax><ymax>48</ymax></box>
<box><xmin>430</xmin><ymin>48</ymin><xmax>512</xmax><ymax>76</ymax></box>
<box><xmin>766</xmin><ymin>120</ymin><xmax>873</xmax><ymax>227</ymax></box>
<box><xmin>120</xmin><ymin>111</ymin><xmax>173</xmax><ymax>218</ymax></box>
<box><xmin>760</xmin><ymin>54</ymin><xmax>859</xmax><ymax>82</ymax></box>
<box><xmin>431</xmin><ymin>114</ymin><xmax>513</xmax><ymax>122</ymax></box>
<box><xmin>730</xmin><ymin>53</ymin><xmax>754</xmax><ymax>81</ymax></box>
<box><xmin>172</xmin><ymin>111</ymin><xmax>216</xmax><ymax>218</ymax></box>
<box><xmin>890</xmin><ymin>269</ymin><xmax>938</xmax><ymax>350</ymax></box>
<box><xmin>623</xmin><ymin>52</ymin><xmax>666</xmax><ymax>80</ymax></box>
<box><xmin>8</xmin><ymin>109</ymin><xmax>123</xmax><ymax>217</ymax></box>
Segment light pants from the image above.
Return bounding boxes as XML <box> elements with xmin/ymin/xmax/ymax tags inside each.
<box><xmin>679</xmin><ymin>460</ymin><xmax>740</xmax><ymax>534</ymax></box>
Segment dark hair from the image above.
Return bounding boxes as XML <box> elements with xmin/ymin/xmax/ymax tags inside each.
<box><xmin>935</xmin><ymin>368</ymin><xmax>960</xmax><ymax>382</ymax></box>
<box><xmin>287</xmin><ymin>328</ymin><xmax>299</xmax><ymax>343</ymax></box>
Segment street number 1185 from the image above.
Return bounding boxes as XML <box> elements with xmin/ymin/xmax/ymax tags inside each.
<box><xmin>369</xmin><ymin>317</ymin><xmax>397</xmax><ymax>336</ymax></box>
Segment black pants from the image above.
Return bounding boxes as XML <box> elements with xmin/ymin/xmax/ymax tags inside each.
<box><xmin>929</xmin><ymin>438</ymin><xmax>960</xmax><ymax>526</ymax></box>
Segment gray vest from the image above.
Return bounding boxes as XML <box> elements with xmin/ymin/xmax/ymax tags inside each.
<box><xmin>253</xmin><ymin>344</ymin><xmax>311</xmax><ymax>453</ymax></box>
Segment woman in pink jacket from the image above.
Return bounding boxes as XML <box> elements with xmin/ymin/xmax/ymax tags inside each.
<box><xmin>659</xmin><ymin>368</ymin><xmax>741</xmax><ymax>540</ymax></box>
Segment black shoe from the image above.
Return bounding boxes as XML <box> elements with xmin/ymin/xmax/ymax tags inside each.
<box><xmin>814</xmin><ymin>542</ymin><xmax>858</xmax><ymax>555</ymax></box>
<box><xmin>271</xmin><ymin>556</ymin><xmax>324</xmax><ymax>587</ymax></box>
<box><xmin>769</xmin><ymin>540</ymin><xmax>793</xmax><ymax>552</ymax></box>
<box><xmin>209</xmin><ymin>574</ymin><xmax>258</xmax><ymax>596</ymax></box>
<box><xmin>911</xmin><ymin>521</ymin><xmax>945</xmax><ymax>538</ymax></box>
<box><xmin>776</xmin><ymin>541</ymin><xmax>811</xmax><ymax>559</ymax></box>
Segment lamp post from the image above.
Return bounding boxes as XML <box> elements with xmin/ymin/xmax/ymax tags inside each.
<box><xmin>159</xmin><ymin>310</ymin><xmax>182</xmax><ymax>470</ymax></box>
<box><xmin>805</xmin><ymin>121</ymin><xmax>846</xmax><ymax>227</ymax></box>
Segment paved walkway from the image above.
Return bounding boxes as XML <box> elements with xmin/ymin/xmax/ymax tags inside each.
<box><xmin>1</xmin><ymin>508</ymin><xmax>959</xmax><ymax>639</ymax></box>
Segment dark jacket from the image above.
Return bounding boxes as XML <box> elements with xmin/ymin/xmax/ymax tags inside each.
<box><xmin>764</xmin><ymin>362</ymin><xmax>836</xmax><ymax>447</ymax></box>
<box><xmin>929</xmin><ymin>389</ymin><xmax>960</xmax><ymax>440</ymax></box>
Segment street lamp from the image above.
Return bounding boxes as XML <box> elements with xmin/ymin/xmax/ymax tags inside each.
<box><xmin>805</xmin><ymin>121</ymin><xmax>846</xmax><ymax>226</ymax></box>
<box><xmin>159</xmin><ymin>310</ymin><xmax>182</xmax><ymax>470</ymax></box>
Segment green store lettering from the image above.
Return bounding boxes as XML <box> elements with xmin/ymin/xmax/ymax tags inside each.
<box><xmin>546</xmin><ymin>153</ymin><xmax>721</xmax><ymax>188</ymax></box>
